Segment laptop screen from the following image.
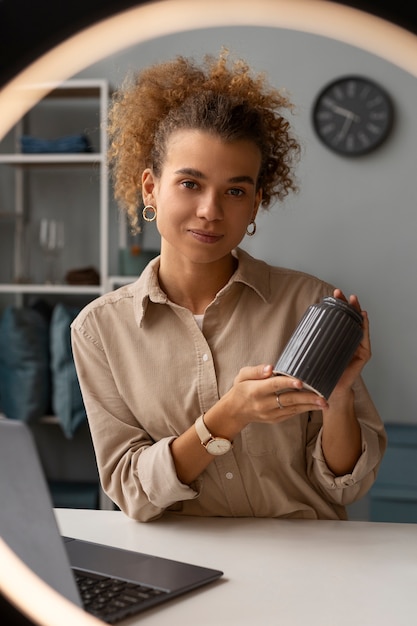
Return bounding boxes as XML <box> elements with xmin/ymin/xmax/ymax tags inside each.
<box><xmin>0</xmin><ymin>419</ymin><xmax>82</xmax><ymax>606</ymax></box>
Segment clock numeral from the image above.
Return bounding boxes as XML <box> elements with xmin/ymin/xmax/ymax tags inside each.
<box><xmin>357</xmin><ymin>132</ymin><xmax>370</xmax><ymax>147</ymax></box>
<box><xmin>346</xmin><ymin>81</ymin><xmax>357</xmax><ymax>98</ymax></box>
<box><xmin>322</xmin><ymin>96</ymin><xmax>336</xmax><ymax>110</ymax></box>
<box><xmin>366</xmin><ymin>95</ymin><xmax>383</xmax><ymax>108</ymax></box>
<box><xmin>320</xmin><ymin>123</ymin><xmax>336</xmax><ymax>135</ymax></box>
<box><xmin>332</xmin><ymin>132</ymin><xmax>344</xmax><ymax>146</ymax></box>
<box><xmin>317</xmin><ymin>111</ymin><xmax>333</xmax><ymax>121</ymax></box>
<box><xmin>333</xmin><ymin>86</ymin><xmax>344</xmax><ymax>100</ymax></box>
<box><xmin>359</xmin><ymin>86</ymin><xmax>372</xmax><ymax>100</ymax></box>
<box><xmin>345</xmin><ymin>134</ymin><xmax>355</xmax><ymax>151</ymax></box>
<box><xmin>369</xmin><ymin>111</ymin><xmax>387</xmax><ymax>121</ymax></box>
<box><xmin>366</xmin><ymin>123</ymin><xmax>382</xmax><ymax>135</ymax></box>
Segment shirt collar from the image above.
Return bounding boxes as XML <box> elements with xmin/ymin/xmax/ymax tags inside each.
<box><xmin>131</xmin><ymin>247</ymin><xmax>271</xmax><ymax>326</ymax></box>
<box><xmin>231</xmin><ymin>248</ymin><xmax>271</xmax><ymax>302</ymax></box>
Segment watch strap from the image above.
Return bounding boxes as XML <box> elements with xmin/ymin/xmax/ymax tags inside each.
<box><xmin>194</xmin><ymin>415</ymin><xmax>232</xmax><ymax>451</ymax></box>
<box><xmin>195</xmin><ymin>414</ymin><xmax>214</xmax><ymax>446</ymax></box>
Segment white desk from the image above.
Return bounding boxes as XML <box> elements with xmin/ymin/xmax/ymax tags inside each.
<box><xmin>55</xmin><ymin>509</ymin><xmax>417</xmax><ymax>626</ymax></box>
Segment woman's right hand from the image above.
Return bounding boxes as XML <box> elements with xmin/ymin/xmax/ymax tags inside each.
<box><xmin>219</xmin><ymin>364</ymin><xmax>328</xmax><ymax>436</ymax></box>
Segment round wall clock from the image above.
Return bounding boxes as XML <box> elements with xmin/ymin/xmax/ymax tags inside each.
<box><xmin>312</xmin><ymin>76</ymin><xmax>394</xmax><ymax>156</ymax></box>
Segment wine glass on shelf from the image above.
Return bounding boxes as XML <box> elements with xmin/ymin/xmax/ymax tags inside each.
<box><xmin>38</xmin><ymin>218</ymin><xmax>65</xmax><ymax>284</ymax></box>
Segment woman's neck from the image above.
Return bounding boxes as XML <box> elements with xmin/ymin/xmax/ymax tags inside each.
<box><xmin>158</xmin><ymin>252</ymin><xmax>237</xmax><ymax>315</ymax></box>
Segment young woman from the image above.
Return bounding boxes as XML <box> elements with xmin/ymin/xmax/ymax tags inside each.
<box><xmin>71</xmin><ymin>51</ymin><xmax>386</xmax><ymax>522</ymax></box>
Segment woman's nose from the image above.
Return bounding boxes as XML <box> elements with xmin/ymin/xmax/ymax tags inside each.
<box><xmin>196</xmin><ymin>192</ymin><xmax>224</xmax><ymax>220</ymax></box>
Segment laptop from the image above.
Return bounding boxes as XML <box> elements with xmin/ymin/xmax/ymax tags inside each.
<box><xmin>0</xmin><ymin>419</ymin><xmax>223</xmax><ymax>623</ymax></box>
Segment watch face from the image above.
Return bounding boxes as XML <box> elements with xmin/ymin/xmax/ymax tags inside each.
<box><xmin>312</xmin><ymin>76</ymin><xmax>393</xmax><ymax>156</ymax></box>
<box><xmin>206</xmin><ymin>438</ymin><xmax>232</xmax><ymax>456</ymax></box>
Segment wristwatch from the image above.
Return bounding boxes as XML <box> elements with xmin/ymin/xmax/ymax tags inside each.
<box><xmin>195</xmin><ymin>415</ymin><xmax>232</xmax><ymax>456</ymax></box>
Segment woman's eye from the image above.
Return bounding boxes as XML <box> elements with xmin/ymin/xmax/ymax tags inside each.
<box><xmin>228</xmin><ymin>188</ymin><xmax>244</xmax><ymax>197</ymax></box>
<box><xmin>181</xmin><ymin>180</ymin><xmax>198</xmax><ymax>190</ymax></box>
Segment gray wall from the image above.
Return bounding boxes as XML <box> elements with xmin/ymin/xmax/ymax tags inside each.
<box><xmin>74</xmin><ymin>25</ymin><xmax>417</xmax><ymax>428</ymax></box>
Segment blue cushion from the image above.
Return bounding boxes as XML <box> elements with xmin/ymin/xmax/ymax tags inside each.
<box><xmin>20</xmin><ymin>134</ymin><xmax>92</xmax><ymax>154</ymax></box>
<box><xmin>0</xmin><ymin>306</ymin><xmax>50</xmax><ymax>421</ymax></box>
<box><xmin>50</xmin><ymin>304</ymin><xmax>86</xmax><ymax>438</ymax></box>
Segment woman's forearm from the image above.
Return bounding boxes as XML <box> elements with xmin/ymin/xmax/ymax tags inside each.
<box><xmin>321</xmin><ymin>389</ymin><xmax>362</xmax><ymax>476</ymax></box>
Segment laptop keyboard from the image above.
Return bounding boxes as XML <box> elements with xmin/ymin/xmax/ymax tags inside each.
<box><xmin>73</xmin><ymin>569</ymin><xmax>169</xmax><ymax>623</ymax></box>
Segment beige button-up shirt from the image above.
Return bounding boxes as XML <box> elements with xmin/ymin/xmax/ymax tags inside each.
<box><xmin>71</xmin><ymin>249</ymin><xmax>386</xmax><ymax>522</ymax></box>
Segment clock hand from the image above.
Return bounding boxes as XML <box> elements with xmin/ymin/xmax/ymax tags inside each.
<box><xmin>328</xmin><ymin>103</ymin><xmax>361</xmax><ymax>123</ymax></box>
<box><xmin>336</xmin><ymin>116</ymin><xmax>353</xmax><ymax>141</ymax></box>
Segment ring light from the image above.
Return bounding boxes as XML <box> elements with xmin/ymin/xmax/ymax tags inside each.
<box><xmin>1</xmin><ymin>0</ymin><xmax>417</xmax><ymax>140</ymax></box>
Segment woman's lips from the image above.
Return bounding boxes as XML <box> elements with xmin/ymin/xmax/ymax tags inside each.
<box><xmin>189</xmin><ymin>229</ymin><xmax>224</xmax><ymax>244</ymax></box>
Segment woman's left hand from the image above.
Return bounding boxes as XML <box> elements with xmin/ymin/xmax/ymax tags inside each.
<box><xmin>330</xmin><ymin>288</ymin><xmax>371</xmax><ymax>399</ymax></box>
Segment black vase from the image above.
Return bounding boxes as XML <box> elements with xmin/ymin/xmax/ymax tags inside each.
<box><xmin>273</xmin><ymin>296</ymin><xmax>363</xmax><ymax>400</ymax></box>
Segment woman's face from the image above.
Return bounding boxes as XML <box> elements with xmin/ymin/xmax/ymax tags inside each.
<box><xmin>142</xmin><ymin>129</ymin><xmax>262</xmax><ymax>267</ymax></box>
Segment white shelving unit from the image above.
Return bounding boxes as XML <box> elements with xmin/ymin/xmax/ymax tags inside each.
<box><xmin>0</xmin><ymin>79</ymin><xmax>115</xmax><ymax>510</ymax></box>
<box><xmin>0</xmin><ymin>79</ymin><xmax>158</xmax><ymax>511</ymax></box>
<box><xmin>0</xmin><ymin>79</ymin><xmax>110</xmax><ymax>301</ymax></box>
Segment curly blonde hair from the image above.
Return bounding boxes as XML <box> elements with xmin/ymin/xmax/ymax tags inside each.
<box><xmin>108</xmin><ymin>50</ymin><xmax>300</xmax><ymax>230</ymax></box>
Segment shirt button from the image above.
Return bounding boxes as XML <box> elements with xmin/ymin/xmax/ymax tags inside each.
<box><xmin>225</xmin><ymin>472</ymin><xmax>234</xmax><ymax>480</ymax></box>
<box><xmin>202</xmin><ymin>353</ymin><xmax>209</xmax><ymax>362</ymax></box>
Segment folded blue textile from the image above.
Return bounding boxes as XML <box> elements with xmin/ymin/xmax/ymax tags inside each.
<box><xmin>20</xmin><ymin>133</ymin><xmax>93</xmax><ymax>153</ymax></box>
<box><xmin>50</xmin><ymin>303</ymin><xmax>86</xmax><ymax>438</ymax></box>
<box><xmin>0</xmin><ymin>306</ymin><xmax>50</xmax><ymax>422</ymax></box>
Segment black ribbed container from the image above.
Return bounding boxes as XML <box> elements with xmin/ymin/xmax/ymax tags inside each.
<box><xmin>273</xmin><ymin>296</ymin><xmax>363</xmax><ymax>399</ymax></box>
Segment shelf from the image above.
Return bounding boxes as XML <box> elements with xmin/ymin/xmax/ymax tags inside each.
<box><xmin>17</xmin><ymin>79</ymin><xmax>109</xmax><ymax>100</ymax></box>
<box><xmin>0</xmin><ymin>283</ymin><xmax>103</xmax><ymax>295</ymax></box>
<box><xmin>0</xmin><ymin>153</ymin><xmax>103</xmax><ymax>165</ymax></box>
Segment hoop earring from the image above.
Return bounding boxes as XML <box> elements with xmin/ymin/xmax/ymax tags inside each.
<box><xmin>246</xmin><ymin>220</ymin><xmax>256</xmax><ymax>236</ymax></box>
<box><xmin>142</xmin><ymin>205</ymin><xmax>157</xmax><ymax>222</ymax></box>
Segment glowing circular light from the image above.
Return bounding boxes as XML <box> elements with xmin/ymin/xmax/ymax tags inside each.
<box><xmin>1</xmin><ymin>0</ymin><xmax>417</xmax><ymax>139</ymax></box>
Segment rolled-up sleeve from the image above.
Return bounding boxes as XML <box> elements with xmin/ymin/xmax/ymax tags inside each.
<box><xmin>310</xmin><ymin>424</ymin><xmax>383</xmax><ymax>505</ymax></box>
<box><xmin>137</xmin><ymin>437</ymin><xmax>199</xmax><ymax>510</ymax></box>
<box><xmin>307</xmin><ymin>378</ymin><xmax>387</xmax><ymax>506</ymax></box>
